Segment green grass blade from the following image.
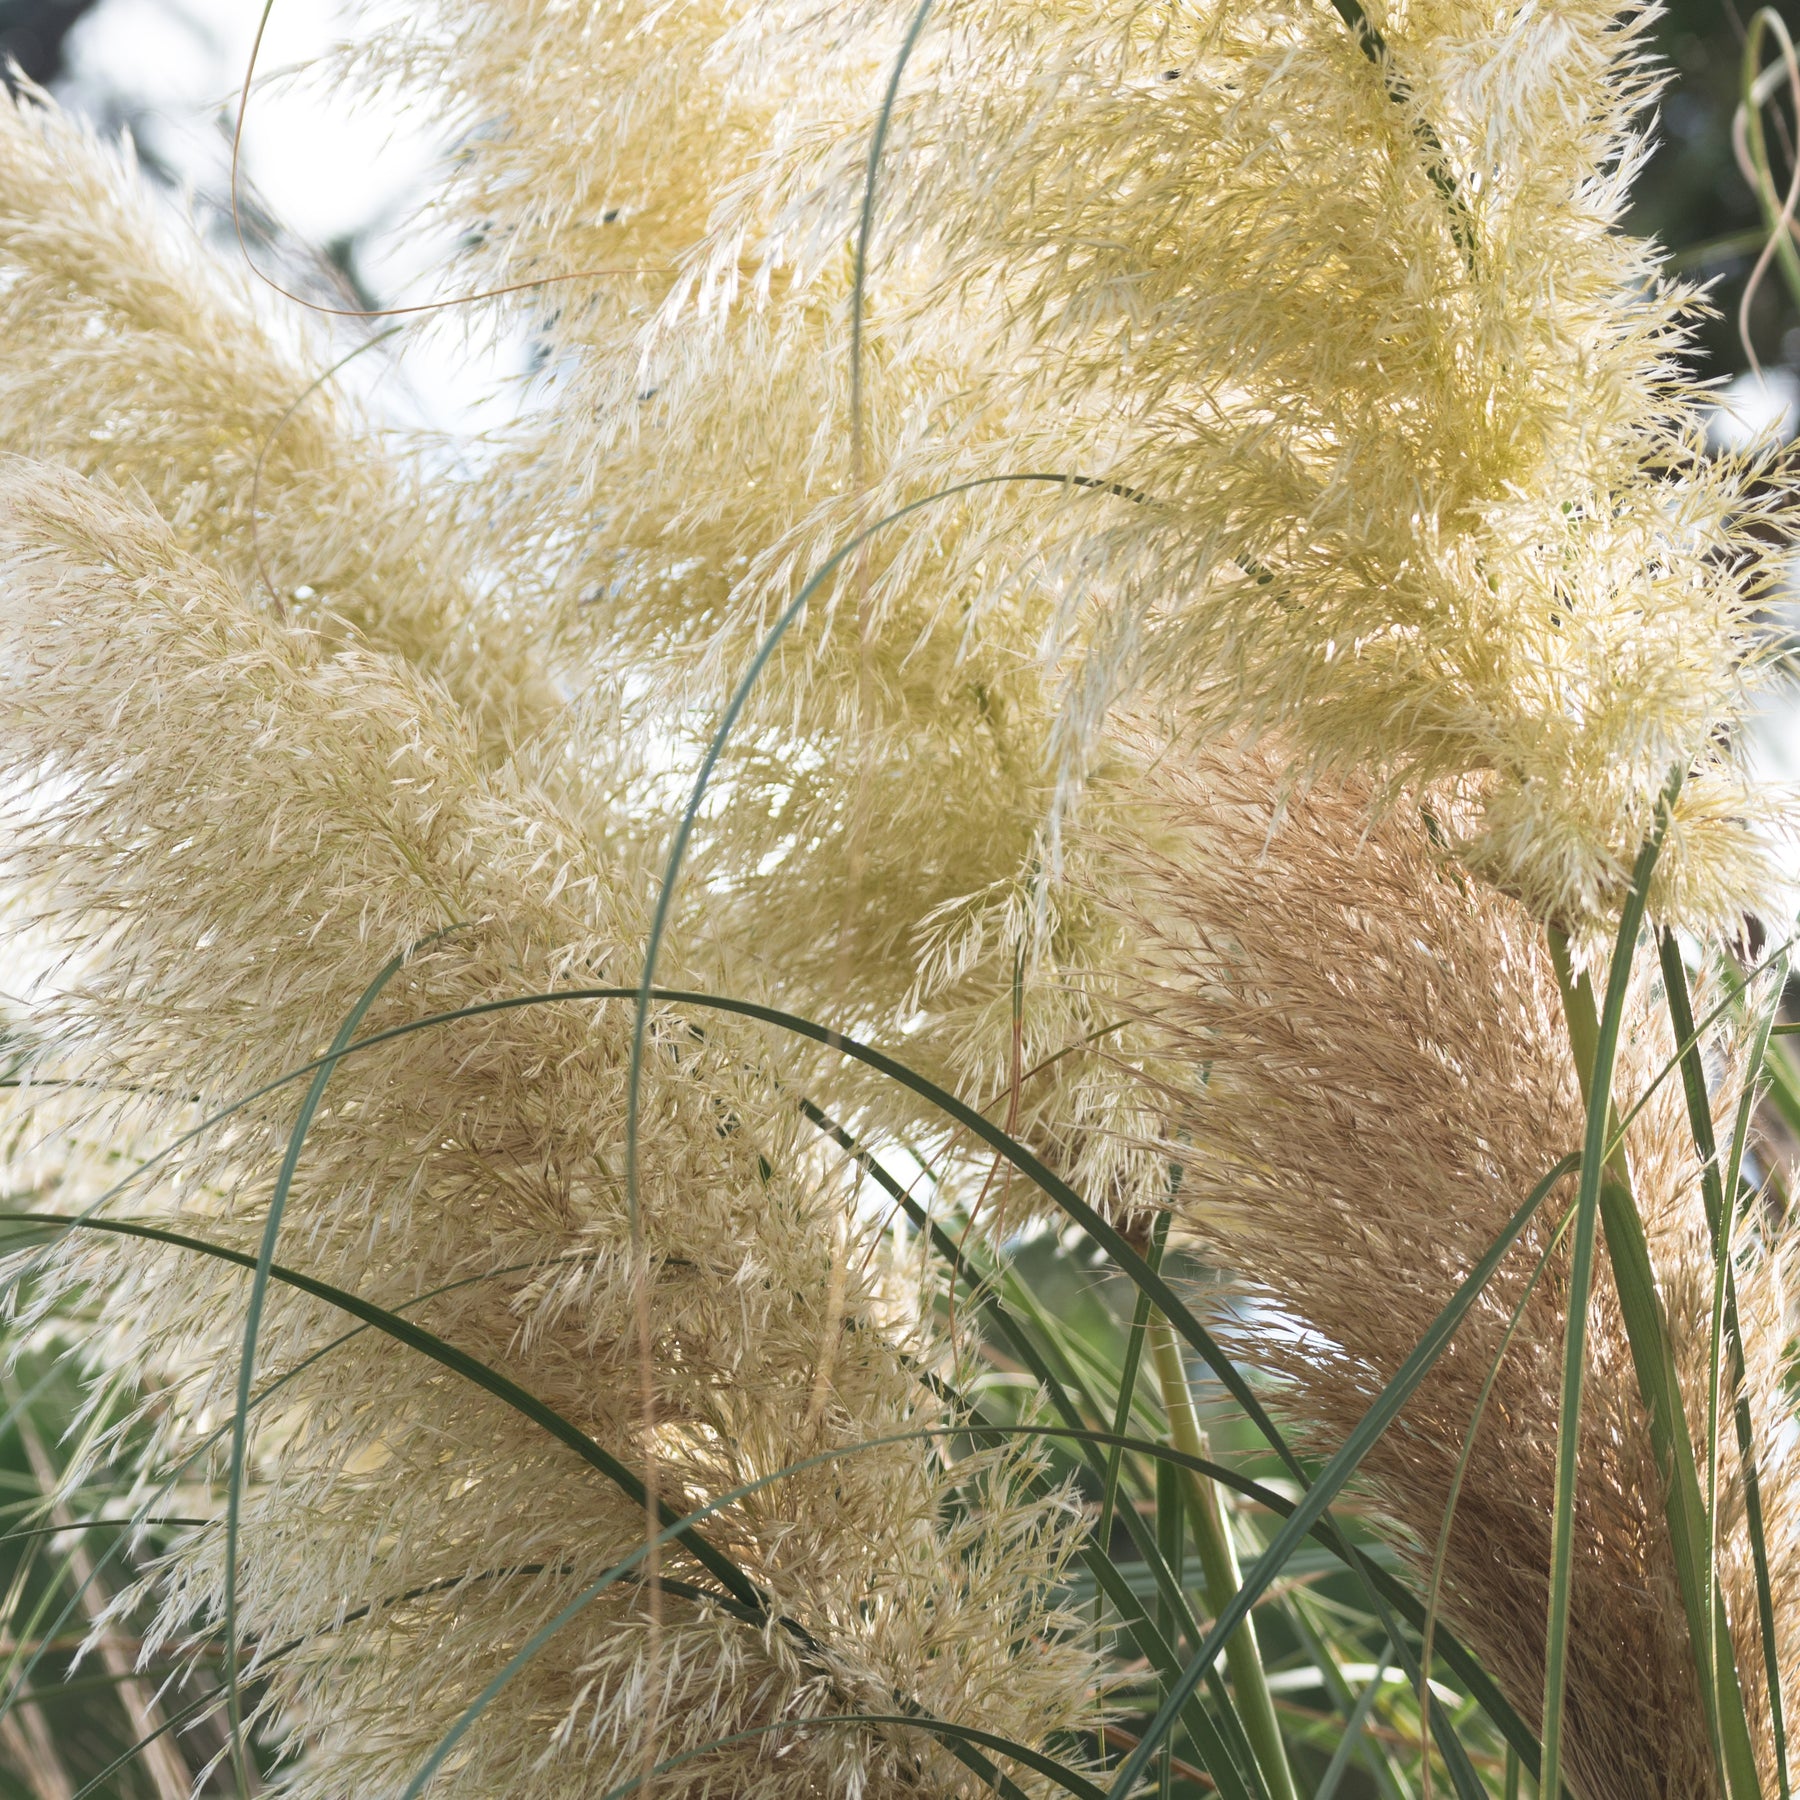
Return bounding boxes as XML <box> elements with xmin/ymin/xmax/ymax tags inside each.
<box><xmin>849</xmin><ymin>0</ymin><xmax>932</xmax><ymax>462</ymax></box>
<box><xmin>1567</xmin><ymin>929</ymin><xmax>1798</xmax><ymax>1156</ymax></box>
<box><xmin>1710</xmin><ymin>955</ymin><xmax>1783</xmax><ymax>1791</ymax></box>
<box><xmin>1541</xmin><ymin>800</ymin><xmax>1663</xmax><ymax>1800</ymax></box>
<box><xmin>1428</xmin><ymin>1675</ymin><xmax>1498</xmax><ymax>1800</ymax></box>
<box><xmin>221</xmin><ymin>943</ymin><xmax>415</xmax><ymax>1789</ymax></box>
<box><xmin>0</xmin><ymin>1211</ymin><xmax>765</xmax><ymax>1613</ymax></box>
<box><xmin>1722</xmin><ymin>958</ymin><xmax>1779</xmax><ymax>1229</ymax></box>
<box><xmin>1092</xmin><ymin>1417</ymin><xmax>1528</xmax><ymax>1780</ymax></box>
<box><xmin>1758</xmin><ymin>1032</ymin><xmax>1800</xmax><ymax>1142</ymax></box>
<box><xmin>1286</xmin><ymin>1603</ymin><xmax>1409</xmax><ymax>1800</ymax></box>
<box><xmin>0</xmin><ymin>1510</ymin><xmax>135</xmax><ymax>1737</ymax></box>
<box><xmin>1079</xmin><ymin>1535</ymin><xmax>1261</xmax><ymax>1800</ymax></box>
<box><xmin>1545</xmin><ymin>776</ymin><xmax>1761</xmax><ymax>1800</ymax></box>
<box><xmin>1035</xmin><ymin>1416</ymin><xmax>1529</xmax><ymax>1782</ymax></box>
<box><xmin>1150</xmin><ymin>1314</ymin><xmax>1295</xmax><ymax>1800</ymax></box>
<box><xmin>1313</xmin><ymin>1649</ymin><xmax>1392</xmax><ymax>1800</ymax></box>
<box><xmin>1099</xmin><ymin>1212</ymin><xmax>1169</xmax><ymax>1605</ymax></box>
<box><xmin>1662</xmin><ymin>931</ymin><xmax>1790</xmax><ymax>1800</ymax></box>
<box><xmin>1106</xmin><ymin>1155</ymin><xmax>1575</xmax><ymax>1798</ymax></box>
<box><xmin>69</xmin><ymin>1686</ymin><xmax>223</xmax><ymax>1800</ymax></box>
<box><xmin>0</xmin><ymin>1517</ymin><xmax>204</xmax><ymax>1552</ymax></box>
<box><xmin>1602</xmin><ymin>1175</ymin><xmax>1764</xmax><ymax>1796</ymax></box>
<box><xmin>954</xmin><ymin>1245</ymin><xmax>1273</xmax><ymax>1790</ymax></box>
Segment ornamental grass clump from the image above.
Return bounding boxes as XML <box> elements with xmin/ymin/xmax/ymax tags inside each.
<box><xmin>0</xmin><ymin>0</ymin><xmax>1795</xmax><ymax>1797</ymax></box>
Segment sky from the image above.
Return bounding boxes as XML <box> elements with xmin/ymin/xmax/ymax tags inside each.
<box><xmin>56</xmin><ymin>0</ymin><xmax>532</xmax><ymax>439</ymax></box>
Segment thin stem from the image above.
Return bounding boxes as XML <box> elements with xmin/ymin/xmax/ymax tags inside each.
<box><xmin>1147</xmin><ymin>1317</ymin><xmax>1297</xmax><ymax>1800</ymax></box>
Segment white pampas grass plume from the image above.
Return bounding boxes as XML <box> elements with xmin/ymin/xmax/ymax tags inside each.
<box><xmin>864</xmin><ymin>0</ymin><xmax>1796</xmax><ymax>935</ymax></box>
<box><xmin>0</xmin><ymin>458</ymin><xmax>1097</xmax><ymax>1798</ymax></box>
<box><xmin>407</xmin><ymin>0</ymin><xmax>1795</xmax><ymax>937</ymax></box>
<box><xmin>0</xmin><ymin>85</ymin><xmax>552</xmax><ymax>763</ymax></box>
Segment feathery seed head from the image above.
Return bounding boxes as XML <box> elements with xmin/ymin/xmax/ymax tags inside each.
<box><xmin>1092</xmin><ymin>734</ymin><xmax>1797</xmax><ymax>1798</ymax></box>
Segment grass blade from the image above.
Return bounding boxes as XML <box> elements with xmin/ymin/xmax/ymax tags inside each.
<box><xmin>1419</xmin><ymin>1197</ymin><xmax>1577</xmax><ymax>1792</ymax></box>
<box><xmin>1662</xmin><ymin>930</ymin><xmax>1790</xmax><ymax>1799</ymax></box>
<box><xmin>1545</xmin><ymin>775</ymin><xmax>1761</xmax><ymax>1800</ymax></box>
<box><xmin>850</xmin><ymin>0</ymin><xmax>933</xmax><ymax>465</ymax></box>
<box><xmin>1286</xmin><ymin>1603</ymin><xmax>1409</xmax><ymax>1800</ymax></box>
<box><xmin>1149</xmin><ymin>1312</ymin><xmax>1295</xmax><ymax>1800</ymax></box>
<box><xmin>801</xmin><ymin>1103</ymin><xmax>1266</xmax><ymax>1796</ymax></box>
<box><xmin>1098</xmin><ymin>1212</ymin><xmax>1168</xmax><ymax>1609</ymax></box>
<box><xmin>1711</xmin><ymin>954</ymin><xmax>1784</xmax><ymax>1792</ymax></box>
<box><xmin>1105</xmin><ymin>1155</ymin><xmax>1575</xmax><ymax>1797</ymax></box>
<box><xmin>1313</xmin><ymin>1648</ymin><xmax>1392</xmax><ymax>1800</ymax></box>
<box><xmin>0</xmin><ymin>1211</ymin><xmax>765</xmax><ymax>1613</ymax></box>
<box><xmin>222</xmin><ymin>944</ymin><xmax>415</xmax><ymax>1789</ymax></box>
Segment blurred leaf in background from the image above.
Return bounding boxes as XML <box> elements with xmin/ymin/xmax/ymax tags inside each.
<box><xmin>0</xmin><ymin>0</ymin><xmax>100</xmax><ymax>89</ymax></box>
<box><xmin>1632</xmin><ymin>0</ymin><xmax>1800</xmax><ymax>381</ymax></box>
<box><xmin>0</xmin><ymin>1306</ymin><xmax>241</xmax><ymax>1799</ymax></box>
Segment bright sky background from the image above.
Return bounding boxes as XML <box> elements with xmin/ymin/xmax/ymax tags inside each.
<box><xmin>57</xmin><ymin>0</ymin><xmax>531</xmax><ymax>439</ymax></box>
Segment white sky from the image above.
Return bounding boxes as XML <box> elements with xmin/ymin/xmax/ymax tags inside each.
<box><xmin>58</xmin><ymin>0</ymin><xmax>531</xmax><ymax>438</ymax></box>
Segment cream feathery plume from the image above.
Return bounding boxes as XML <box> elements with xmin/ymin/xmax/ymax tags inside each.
<box><xmin>393</xmin><ymin>0</ymin><xmax>1794</xmax><ymax>938</ymax></box>
<box><xmin>334</xmin><ymin>0</ymin><xmax>1799</xmax><ymax>1270</ymax></box>
<box><xmin>338</xmin><ymin>0</ymin><xmax>1172</xmax><ymax>1232</ymax></box>
<box><xmin>0</xmin><ymin>459</ymin><xmax>1097</xmax><ymax>1799</ymax></box>
<box><xmin>824</xmin><ymin>0</ymin><xmax>1795</xmax><ymax>937</ymax></box>
<box><xmin>1091</xmin><ymin>733</ymin><xmax>1796</xmax><ymax>1800</ymax></box>
<box><xmin>0</xmin><ymin>86</ymin><xmax>553</xmax><ymax>764</ymax></box>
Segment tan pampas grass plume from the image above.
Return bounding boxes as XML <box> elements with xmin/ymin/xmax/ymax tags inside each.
<box><xmin>1092</xmin><ymin>735</ymin><xmax>1799</xmax><ymax>1800</ymax></box>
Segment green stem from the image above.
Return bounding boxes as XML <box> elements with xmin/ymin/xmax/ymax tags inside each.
<box><xmin>1098</xmin><ymin>1213</ymin><xmax>1170</xmax><ymax>1642</ymax></box>
<box><xmin>1148</xmin><ymin>1317</ymin><xmax>1297</xmax><ymax>1800</ymax></box>
<box><xmin>1548</xmin><ymin>929</ymin><xmax>1762</xmax><ymax>1800</ymax></box>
